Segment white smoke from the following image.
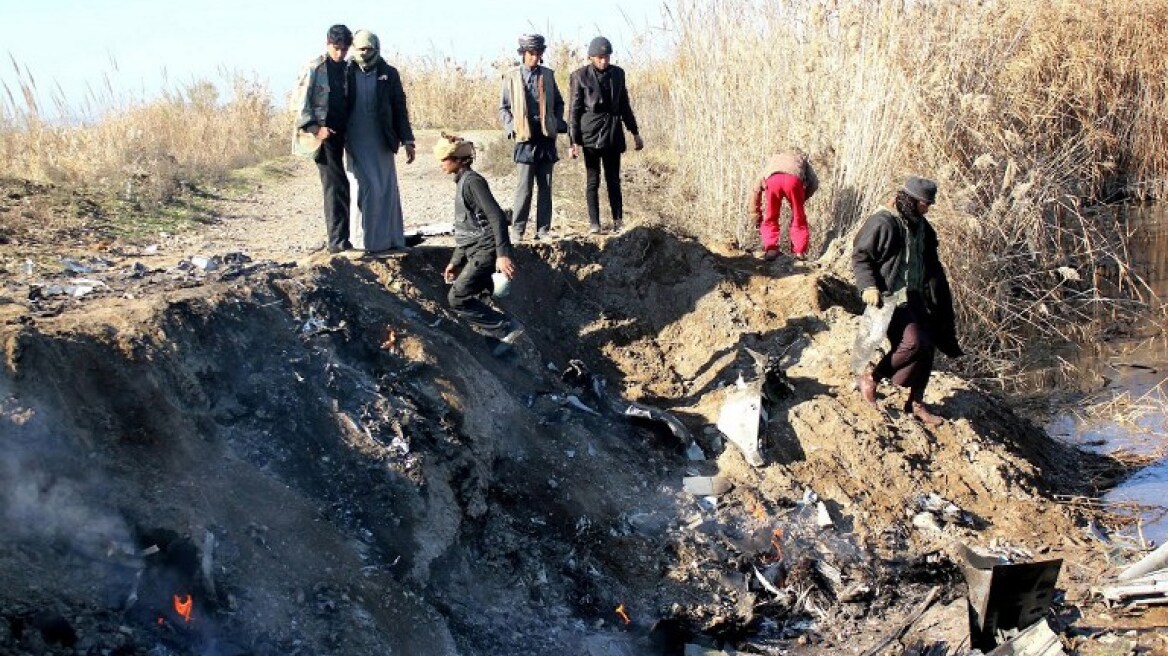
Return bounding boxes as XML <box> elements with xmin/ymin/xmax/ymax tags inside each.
<box><xmin>0</xmin><ymin>391</ymin><xmax>132</xmax><ymax>556</ymax></box>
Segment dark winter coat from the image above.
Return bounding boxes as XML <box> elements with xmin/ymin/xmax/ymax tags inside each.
<box><xmin>452</xmin><ymin>168</ymin><xmax>513</xmax><ymax>259</ymax></box>
<box><xmin>345</xmin><ymin>60</ymin><xmax>414</xmax><ymax>154</ymax></box>
<box><xmin>852</xmin><ymin>208</ymin><xmax>963</xmax><ymax>357</ymax></box>
<box><xmin>568</xmin><ymin>64</ymin><xmax>639</xmax><ymax>152</ymax></box>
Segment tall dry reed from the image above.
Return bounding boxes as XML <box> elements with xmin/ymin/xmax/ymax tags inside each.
<box><xmin>637</xmin><ymin>0</ymin><xmax>1168</xmax><ymax>377</ymax></box>
<box><xmin>1</xmin><ymin>63</ymin><xmax>284</xmax><ymax>205</ymax></box>
<box><xmin>393</xmin><ymin>54</ymin><xmax>502</xmax><ymax>130</ymax></box>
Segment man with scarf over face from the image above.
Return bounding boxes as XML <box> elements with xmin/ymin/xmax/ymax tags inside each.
<box><xmin>500</xmin><ymin>33</ymin><xmax>566</xmax><ymax>242</ymax></box>
<box><xmin>568</xmin><ymin>36</ymin><xmax>643</xmax><ymax>235</ymax></box>
<box><xmin>345</xmin><ymin>29</ymin><xmax>416</xmax><ymax>257</ymax></box>
<box><xmin>293</xmin><ymin>24</ymin><xmax>354</xmax><ymax>254</ymax></box>
<box><xmin>852</xmin><ymin>176</ymin><xmax>963</xmax><ymax>426</ymax></box>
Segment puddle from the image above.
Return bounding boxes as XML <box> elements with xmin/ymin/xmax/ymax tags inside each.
<box><xmin>1048</xmin><ymin>205</ymin><xmax>1168</xmax><ymax>543</ymax></box>
<box><xmin>1047</xmin><ymin>348</ymin><xmax>1168</xmax><ymax>542</ymax></box>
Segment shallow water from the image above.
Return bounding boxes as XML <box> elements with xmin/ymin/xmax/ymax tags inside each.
<box><xmin>1048</xmin><ymin>206</ymin><xmax>1168</xmax><ymax>542</ymax></box>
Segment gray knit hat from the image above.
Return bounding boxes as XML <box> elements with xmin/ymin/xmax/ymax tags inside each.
<box><xmin>903</xmin><ymin>176</ymin><xmax>938</xmax><ymax>205</ymax></box>
<box><xmin>587</xmin><ymin>36</ymin><xmax>613</xmax><ymax>57</ymax></box>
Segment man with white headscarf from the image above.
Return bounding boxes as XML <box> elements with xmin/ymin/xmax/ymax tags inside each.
<box><xmin>345</xmin><ymin>29</ymin><xmax>416</xmax><ymax>257</ymax></box>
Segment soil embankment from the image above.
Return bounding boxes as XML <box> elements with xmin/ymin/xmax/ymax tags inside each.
<box><xmin>0</xmin><ymin>158</ymin><xmax>1155</xmax><ymax>655</ymax></box>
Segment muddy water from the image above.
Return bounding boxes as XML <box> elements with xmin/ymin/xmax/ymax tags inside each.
<box><xmin>1047</xmin><ymin>206</ymin><xmax>1168</xmax><ymax>542</ymax></box>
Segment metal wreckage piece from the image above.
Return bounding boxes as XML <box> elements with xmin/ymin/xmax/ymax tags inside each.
<box><xmin>716</xmin><ymin>348</ymin><xmax>794</xmax><ymax>467</ymax></box>
<box><xmin>955</xmin><ymin>543</ymin><xmax>1063</xmax><ymax>653</ymax></box>
<box><xmin>559</xmin><ymin>359</ymin><xmax>694</xmax><ymax>444</ymax></box>
<box><xmin>559</xmin><ymin>351</ymin><xmax>793</xmax><ymax>466</ymax></box>
<box><xmin>851</xmin><ymin>301</ymin><xmax>897</xmax><ymax>373</ymax></box>
<box><xmin>1099</xmin><ymin>540</ymin><xmax>1168</xmax><ymax>606</ymax></box>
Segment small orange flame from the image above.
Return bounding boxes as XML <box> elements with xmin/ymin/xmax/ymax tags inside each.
<box><xmin>746</xmin><ymin>500</ymin><xmax>768</xmax><ymax>522</ymax></box>
<box><xmin>770</xmin><ymin>527</ymin><xmax>784</xmax><ymax>561</ymax></box>
<box><xmin>615</xmin><ymin>603</ymin><xmax>631</xmax><ymax>625</ymax></box>
<box><xmin>173</xmin><ymin>594</ymin><xmax>193</xmax><ymax>623</ymax></box>
<box><xmin>380</xmin><ymin>326</ymin><xmax>398</xmax><ymax>352</ymax></box>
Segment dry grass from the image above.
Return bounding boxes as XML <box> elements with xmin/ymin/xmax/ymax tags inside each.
<box><xmin>394</xmin><ymin>54</ymin><xmax>502</xmax><ymax>130</ymax></box>
<box><xmin>0</xmin><ymin>62</ymin><xmax>284</xmax><ymax>208</ymax></box>
<box><xmin>629</xmin><ymin>0</ymin><xmax>1168</xmax><ymax>377</ymax></box>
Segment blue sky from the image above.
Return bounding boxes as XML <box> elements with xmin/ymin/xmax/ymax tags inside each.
<box><xmin>2</xmin><ymin>0</ymin><xmax>666</xmax><ymax>115</ymax></box>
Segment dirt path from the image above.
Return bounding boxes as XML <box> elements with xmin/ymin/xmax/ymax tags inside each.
<box><xmin>183</xmin><ymin>129</ymin><xmax>593</xmax><ymax>262</ymax></box>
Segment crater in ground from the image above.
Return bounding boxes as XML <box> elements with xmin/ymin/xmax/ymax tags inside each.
<box><xmin>0</xmin><ymin>227</ymin><xmax>1129</xmax><ymax>655</ymax></box>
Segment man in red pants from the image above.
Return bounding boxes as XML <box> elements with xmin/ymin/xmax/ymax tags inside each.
<box><xmin>750</xmin><ymin>150</ymin><xmax>819</xmax><ymax>260</ymax></box>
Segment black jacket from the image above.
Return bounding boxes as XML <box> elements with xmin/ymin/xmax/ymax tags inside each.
<box><xmin>345</xmin><ymin>60</ymin><xmax>415</xmax><ymax>154</ymax></box>
<box><xmin>452</xmin><ymin>168</ymin><xmax>513</xmax><ymax>259</ymax></box>
<box><xmin>852</xmin><ymin>208</ymin><xmax>962</xmax><ymax>357</ymax></box>
<box><xmin>568</xmin><ymin>64</ymin><xmax>639</xmax><ymax>152</ymax></box>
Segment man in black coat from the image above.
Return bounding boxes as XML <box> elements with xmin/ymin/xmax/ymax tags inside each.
<box><xmin>852</xmin><ymin>176</ymin><xmax>962</xmax><ymax>426</ymax></box>
<box><xmin>568</xmin><ymin>36</ymin><xmax>643</xmax><ymax>234</ymax></box>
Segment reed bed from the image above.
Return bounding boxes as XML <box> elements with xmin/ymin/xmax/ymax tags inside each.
<box><xmin>394</xmin><ymin>54</ymin><xmax>502</xmax><ymax>131</ymax></box>
<box><xmin>637</xmin><ymin>0</ymin><xmax>1168</xmax><ymax>378</ymax></box>
<box><xmin>0</xmin><ymin>63</ymin><xmax>284</xmax><ymax>206</ymax></box>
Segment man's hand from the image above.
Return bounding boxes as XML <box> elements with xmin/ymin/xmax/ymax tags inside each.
<box><xmin>862</xmin><ymin>287</ymin><xmax>882</xmax><ymax>308</ymax></box>
<box><xmin>443</xmin><ymin>263</ymin><xmax>459</xmax><ymax>284</ymax></box>
<box><xmin>316</xmin><ymin>126</ymin><xmax>333</xmax><ymax>140</ymax></box>
<box><xmin>569</xmin><ymin>145</ymin><xmax>580</xmax><ymax>159</ymax></box>
<box><xmin>404</xmin><ymin>144</ymin><xmax>416</xmax><ymax>164</ymax></box>
<box><xmin>633</xmin><ymin>134</ymin><xmax>644</xmax><ymax>151</ymax></box>
<box><xmin>496</xmin><ymin>256</ymin><xmax>516</xmax><ymax>278</ymax></box>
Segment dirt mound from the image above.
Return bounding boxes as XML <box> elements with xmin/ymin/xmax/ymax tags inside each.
<box><xmin>0</xmin><ymin>227</ymin><xmax>1126</xmax><ymax>655</ymax></box>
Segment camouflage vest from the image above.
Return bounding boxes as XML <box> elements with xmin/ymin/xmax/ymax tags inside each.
<box><xmin>291</xmin><ymin>55</ymin><xmax>331</xmax><ymax>158</ymax></box>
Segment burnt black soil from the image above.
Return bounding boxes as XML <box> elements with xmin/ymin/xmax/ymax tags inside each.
<box><xmin>0</xmin><ymin>228</ymin><xmax>1129</xmax><ymax>655</ymax></box>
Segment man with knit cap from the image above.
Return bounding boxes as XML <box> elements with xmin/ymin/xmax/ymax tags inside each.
<box><xmin>852</xmin><ymin>176</ymin><xmax>962</xmax><ymax>426</ymax></box>
<box><xmin>569</xmin><ymin>36</ymin><xmax>643</xmax><ymax>234</ymax></box>
<box><xmin>293</xmin><ymin>24</ymin><xmax>354</xmax><ymax>254</ymax></box>
<box><xmin>500</xmin><ymin>33</ymin><xmax>566</xmax><ymax>242</ymax></box>
<box><xmin>434</xmin><ymin>133</ymin><xmax>523</xmax><ymax>355</ymax></box>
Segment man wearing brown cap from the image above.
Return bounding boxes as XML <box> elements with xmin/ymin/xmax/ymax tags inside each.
<box><xmin>435</xmin><ymin>134</ymin><xmax>523</xmax><ymax>356</ymax></box>
<box><xmin>851</xmin><ymin>176</ymin><xmax>962</xmax><ymax>426</ymax></box>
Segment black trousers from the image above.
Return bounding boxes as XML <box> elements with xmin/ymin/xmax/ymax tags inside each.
<box><xmin>314</xmin><ymin>136</ymin><xmax>350</xmax><ymax>250</ymax></box>
<box><xmin>583</xmin><ymin>147</ymin><xmax>622</xmax><ymax>228</ymax></box>
<box><xmin>448</xmin><ymin>240</ymin><xmax>510</xmax><ymax>338</ymax></box>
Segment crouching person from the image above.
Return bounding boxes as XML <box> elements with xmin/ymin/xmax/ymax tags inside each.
<box><xmin>435</xmin><ymin>133</ymin><xmax>524</xmax><ymax>355</ymax></box>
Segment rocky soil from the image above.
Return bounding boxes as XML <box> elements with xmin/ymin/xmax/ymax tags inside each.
<box><xmin>0</xmin><ymin>137</ymin><xmax>1165</xmax><ymax>655</ymax></box>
